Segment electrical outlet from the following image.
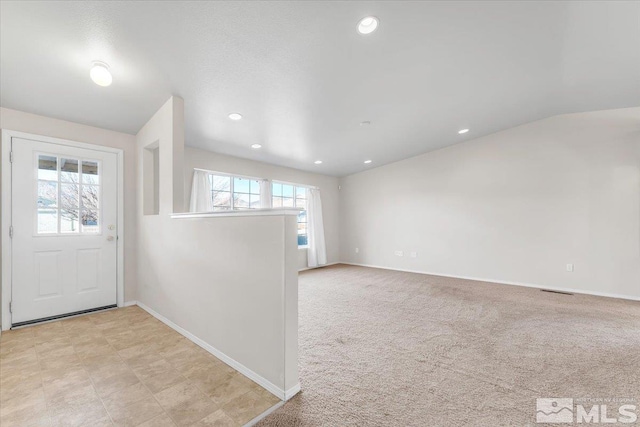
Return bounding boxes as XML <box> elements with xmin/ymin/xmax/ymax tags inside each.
<box><xmin>394</xmin><ymin>250</ymin><xmax>404</xmax><ymax>257</ymax></box>
<box><xmin>355</xmin><ymin>248</ymin><xmax>359</xmax><ymax>254</ymax></box>
<box><xmin>566</xmin><ymin>263</ymin><xmax>574</xmax><ymax>272</ymax></box>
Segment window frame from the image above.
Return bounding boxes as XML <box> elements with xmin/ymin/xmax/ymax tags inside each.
<box><xmin>34</xmin><ymin>151</ymin><xmax>103</xmax><ymax>236</ymax></box>
<box><xmin>272</xmin><ymin>180</ymin><xmax>310</xmax><ymax>249</ymax></box>
<box><xmin>204</xmin><ymin>170</ymin><xmax>264</xmax><ymax>211</ymax></box>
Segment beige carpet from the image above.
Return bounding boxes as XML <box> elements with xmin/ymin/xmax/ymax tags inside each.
<box><xmin>258</xmin><ymin>264</ymin><xmax>640</xmax><ymax>426</ymax></box>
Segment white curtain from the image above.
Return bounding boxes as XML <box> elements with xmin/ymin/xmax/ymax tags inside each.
<box><xmin>189</xmin><ymin>170</ymin><xmax>214</xmax><ymax>212</ymax></box>
<box><xmin>307</xmin><ymin>188</ymin><xmax>327</xmax><ymax>268</ymax></box>
<box><xmin>259</xmin><ymin>180</ymin><xmax>272</xmax><ymax>208</ymax></box>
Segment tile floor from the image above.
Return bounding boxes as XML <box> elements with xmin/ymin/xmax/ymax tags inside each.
<box><xmin>0</xmin><ymin>306</ymin><xmax>280</xmax><ymax>427</ymax></box>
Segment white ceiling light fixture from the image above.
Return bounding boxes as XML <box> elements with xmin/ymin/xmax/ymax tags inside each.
<box><xmin>228</xmin><ymin>113</ymin><xmax>243</xmax><ymax>120</ymax></box>
<box><xmin>458</xmin><ymin>128</ymin><xmax>469</xmax><ymax>134</ymax></box>
<box><xmin>357</xmin><ymin>16</ymin><xmax>379</xmax><ymax>35</ymax></box>
<box><xmin>364</xmin><ymin>160</ymin><xmax>372</xmax><ymax>164</ymax></box>
<box><xmin>251</xmin><ymin>144</ymin><xmax>262</xmax><ymax>149</ymax></box>
<box><xmin>314</xmin><ymin>160</ymin><xmax>323</xmax><ymax>165</ymax></box>
<box><xmin>89</xmin><ymin>61</ymin><xmax>112</xmax><ymax>87</ymax></box>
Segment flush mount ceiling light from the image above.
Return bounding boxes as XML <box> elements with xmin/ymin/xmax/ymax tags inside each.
<box><xmin>90</xmin><ymin>61</ymin><xmax>112</xmax><ymax>87</ymax></box>
<box><xmin>314</xmin><ymin>160</ymin><xmax>323</xmax><ymax>165</ymax></box>
<box><xmin>364</xmin><ymin>160</ymin><xmax>372</xmax><ymax>164</ymax></box>
<box><xmin>357</xmin><ymin>16</ymin><xmax>379</xmax><ymax>35</ymax></box>
<box><xmin>228</xmin><ymin>113</ymin><xmax>243</xmax><ymax>120</ymax></box>
<box><xmin>251</xmin><ymin>144</ymin><xmax>262</xmax><ymax>149</ymax></box>
<box><xmin>458</xmin><ymin>128</ymin><xmax>470</xmax><ymax>134</ymax></box>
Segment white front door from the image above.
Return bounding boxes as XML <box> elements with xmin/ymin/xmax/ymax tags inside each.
<box><xmin>11</xmin><ymin>137</ymin><xmax>118</xmax><ymax>325</ymax></box>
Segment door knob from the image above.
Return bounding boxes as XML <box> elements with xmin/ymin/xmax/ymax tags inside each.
<box><xmin>107</xmin><ymin>236</ymin><xmax>115</xmax><ymax>242</ymax></box>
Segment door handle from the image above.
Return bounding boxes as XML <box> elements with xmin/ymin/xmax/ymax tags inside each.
<box><xmin>107</xmin><ymin>236</ymin><xmax>115</xmax><ymax>242</ymax></box>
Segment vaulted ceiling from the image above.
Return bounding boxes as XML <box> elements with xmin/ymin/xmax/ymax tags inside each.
<box><xmin>1</xmin><ymin>1</ymin><xmax>638</xmax><ymax>176</ymax></box>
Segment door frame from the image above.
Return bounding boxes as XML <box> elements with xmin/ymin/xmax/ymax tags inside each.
<box><xmin>1</xmin><ymin>129</ymin><xmax>125</xmax><ymax>330</ymax></box>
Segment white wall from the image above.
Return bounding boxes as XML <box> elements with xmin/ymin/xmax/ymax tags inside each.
<box><xmin>136</xmin><ymin>98</ymin><xmax>298</xmax><ymax>397</ymax></box>
<box><xmin>0</xmin><ymin>107</ymin><xmax>138</xmax><ymax>306</ymax></box>
<box><xmin>184</xmin><ymin>147</ymin><xmax>340</xmax><ymax>270</ymax></box>
<box><xmin>340</xmin><ymin>108</ymin><xmax>640</xmax><ymax>299</ymax></box>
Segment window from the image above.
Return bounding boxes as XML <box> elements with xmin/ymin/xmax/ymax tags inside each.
<box><xmin>37</xmin><ymin>154</ymin><xmax>100</xmax><ymax>234</ymax></box>
<box><xmin>272</xmin><ymin>182</ymin><xmax>308</xmax><ymax>247</ymax></box>
<box><xmin>209</xmin><ymin>173</ymin><xmax>261</xmax><ymax>211</ymax></box>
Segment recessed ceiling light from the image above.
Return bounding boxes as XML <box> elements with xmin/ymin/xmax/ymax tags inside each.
<box><xmin>228</xmin><ymin>113</ymin><xmax>243</xmax><ymax>120</ymax></box>
<box><xmin>360</xmin><ymin>121</ymin><xmax>371</xmax><ymax>126</ymax></box>
<box><xmin>458</xmin><ymin>128</ymin><xmax>469</xmax><ymax>134</ymax></box>
<box><xmin>357</xmin><ymin>16</ymin><xmax>379</xmax><ymax>35</ymax></box>
<box><xmin>90</xmin><ymin>61</ymin><xmax>112</xmax><ymax>87</ymax></box>
<box><xmin>314</xmin><ymin>160</ymin><xmax>323</xmax><ymax>165</ymax></box>
<box><xmin>251</xmin><ymin>144</ymin><xmax>262</xmax><ymax>149</ymax></box>
<box><xmin>364</xmin><ymin>160</ymin><xmax>372</xmax><ymax>164</ymax></box>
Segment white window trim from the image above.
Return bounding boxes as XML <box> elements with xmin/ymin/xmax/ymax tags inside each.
<box><xmin>197</xmin><ymin>168</ymin><xmax>266</xmax><ymax>211</ymax></box>
<box><xmin>271</xmin><ymin>179</ymin><xmax>318</xmax><ymax>191</ymax></box>
<box><xmin>35</xmin><ymin>152</ymin><xmax>103</xmax><ymax>236</ymax></box>
<box><xmin>272</xmin><ymin>180</ymin><xmax>313</xmax><ymax>249</ymax></box>
<box><xmin>193</xmin><ymin>168</ymin><xmax>267</xmax><ymax>183</ymax></box>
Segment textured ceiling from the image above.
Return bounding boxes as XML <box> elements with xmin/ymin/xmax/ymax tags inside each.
<box><xmin>1</xmin><ymin>1</ymin><xmax>639</xmax><ymax>176</ymax></box>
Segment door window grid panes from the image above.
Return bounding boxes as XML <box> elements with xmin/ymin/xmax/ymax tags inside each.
<box><xmin>208</xmin><ymin>173</ymin><xmax>261</xmax><ymax>211</ymax></box>
<box><xmin>272</xmin><ymin>182</ymin><xmax>308</xmax><ymax>247</ymax></box>
<box><xmin>36</xmin><ymin>154</ymin><xmax>101</xmax><ymax>234</ymax></box>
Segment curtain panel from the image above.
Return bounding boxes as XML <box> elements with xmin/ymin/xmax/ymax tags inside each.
<box><xmin>189</xmin><ymin>170</ymin><xmax>214</xmax><ymax>212</ymax></box>
<box><xmin>307</xmin><ymin>188</ymin><xmax>327</xmax><ymax>267</ymax></box>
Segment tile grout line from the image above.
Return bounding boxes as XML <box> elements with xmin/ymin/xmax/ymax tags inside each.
<box><xmin>125</xmin><ymin>317</ymin><xmax>235</xmax><ymax>426</ymax></box>
<box><xmin>92</xmin><ymin>309</ymin><xmax>174</xmax><ymax>427</ymax></box>
<box><xmin>122</xmin><ymin>312</ymin><xmax>246</xmax><ymax>426</ymax></box>
<box><xmin>5</xmin><ymin>308</ymin><xmax>273</xmax><ymax>427</ymax></box>
<box><xmin>123</xmin><ymin>315</ymin><xmax>230</xmax><ymax>427</ymax></box>
<box><xmin>122</xmin><ymin>339</ymin><xmax>183</xmax><ymax>426</ymax></box>
<box><xmin>132</xmin><ymin>310</ymin><xmax>195</xmax><ymax>426</ymax></box>
<box><xmin>123</xmin><ymin>311</ymin><xmax>268</xmax><ymax>427</ymax></box>
<box><xmin>32</xmin><ymin>327</ymin><xmax>54</xmax><ymax>427</ymax></box>
<box><xmin>0</xmin><ymin>329</ymin><xmax>36</xmax><ymax>423</ymax></box>
<box><xmin>226</xmin><ymin>390</ymin><xmax>261</xmax><ymax>426</ymax></box>
<box><xmin>180</xmin><ymin>360</ymin><xmax>244</xmax><ymax>426</ymax></box>
<box><xmin>103</xmin><ymin>307</ymin><xmax>187</xmax><ymax>426</ymax></box>
<box><xmin>162</xmin><ymin>345</ymin><xmax>266</xmax><ymax>426</ymax></box>
<box><xmin>69</xmin><ymin>317</ymin><xmax>118</xmax><ymax>426</ymax></box>
<box><xmin>153</xmin><ymin>332</ymin><xmax>278</xmax><ymax>426</ymax></box>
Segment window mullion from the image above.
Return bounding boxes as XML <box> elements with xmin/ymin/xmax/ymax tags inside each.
<box><xmin>208</xmin><ymin>173</ymin><xmax>214</xmax><ymax>207</ymax></box>
<box><xmin>57</xmin><ymin>156</ymin><xmax>62</xmax><ymax>234</ymax></box>
<box><xmin>79</xmin><ymin>159</ymin><xmax>83</xmax><ymax>233</ymax></box>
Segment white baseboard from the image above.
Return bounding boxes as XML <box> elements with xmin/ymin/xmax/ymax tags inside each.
<box><xmin>298</xmin><ymin>261</ymin><xmax>339</xmax><ymax>272</ymax></box>
<box><xmin>342</xmin><ymin>262</ymin><xmax>640</xmax><ymax>302</ymax></box>
<box><xmin>122</xmin><ymin>300</ymin><xmax>138</xmax><ymax>307</ymax></box>
<box><xmin>134</xmin><ymin>300</ymin><xmax>288</xmax><ymax>401</ymax></box>
<box><xmin>285</xmin><ymin>383</ymin><xmax>301</xmax><ymax>400</ymax></box>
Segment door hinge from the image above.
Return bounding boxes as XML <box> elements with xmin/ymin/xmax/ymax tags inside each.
<box><xmin>9</xmin><ymin>151</ymin><xmax>13</xmax><ymax>163</ymax></box>
<box><xmin>9</xmin><ymin>226</ymin><xmax>13</xmax><ymax>238</ymax></box>
<box><xmin>9</xmin><ymin>301</ymin><xmax>12</xmax><ymax>313</ymax></box>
